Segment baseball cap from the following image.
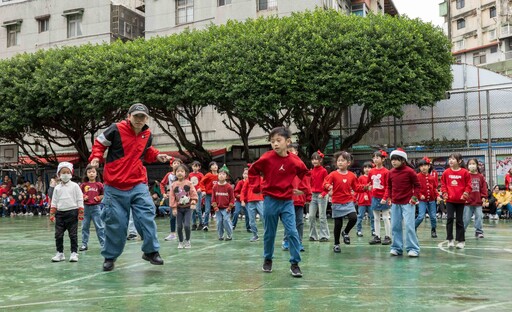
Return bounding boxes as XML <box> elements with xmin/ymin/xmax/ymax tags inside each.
<box><xmin>128</xmin><ymin>103</ymin><xmax>149</xmax><ymax>117</ymax></box>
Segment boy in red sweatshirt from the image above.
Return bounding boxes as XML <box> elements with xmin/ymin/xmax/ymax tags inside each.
<box><xmin>249</xmin><ymin>127</ymin><xmax>309</xmax><ymax>278</ymax></box>
<box><xmin>387</xmin><ymin>149</ymin><xmax>421</xmax><ymax>257</ymax></box>
<box><xmin>212</xmin><ymin>165</ymin><xmax>235</xmax><ymax>240</ymax></box>
<box><xmin>241</xmin><ymin>167</ymin><xmax>265</xmax><ymax>242</ymax></box>
<box><xmin>198</xmin><ymin>161</ymin><xmax>219</xmax><ymax>231</ymax></box>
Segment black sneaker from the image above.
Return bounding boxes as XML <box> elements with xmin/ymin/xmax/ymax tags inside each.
<box><xmin>127</xmin><ymin>233</ymin><xmax>137</xmax><ymax>240</ymax></box>
<box><xmin>369</xmin><ymin>236</ymin><xmax>382</xmax><ymax>245</ymax></box>
<box><xmin>218</xmin><ymin>237</ymin><xmax>224</xmax><ymax>241</ymax></box>
<box><xmin>342</xmin><ymin>232</ymin><xmax>350</xmax><ymax>245</ymax></box>
<box><xmin>290</xmin><ymin>263</ymin><xmax>303</xmax><ymax>277</ymax></box>
<box><xmin>192</xmin><ymin>224</ymin><xmax>197</xmax><ymax>231</ymax></box>
<box><xmin>431</xmin><ymin>228</ymin><xmax>438</xmax><ymax>238</ymax></box>
<box><xmin>333</xmin><ymin>244</ymin><xmax>341</xmax><ymax>253</ymax></box>
<box><xmin>262</xmin><ymin>259</ymin><xmax>272</xmax><ymax>273</ymax></box>
<box><xmin>79</xmin><ymin>245</ymin><xmax>88</xmax><ymax>251</ymax></box>
<box><xmin>319</xmin><ymin>237</ymin><xmax>329</xmax><ymax>242</ymax></box>
<box><xmin>202</xmin><ymin>225</ymin><xmax>209</xmax><ymax>232</ymax></box>
<box><xmin>142</xmin><ymin>252</ymin><xmax>164</xmax><ymax>265</ymax></box>
<box><xmin>382</xmin><ymin>236</ymin><xmax>392</xmax><ymax>245</ymax></box>
<box><xmin>103</xmin><ymin>259</ymin><xmax>115</xmax><ymax>271</ymax></box>
<box><xmin>225</xmin><ymin>236</ymin><xmax>232</xmax><ymax>241</ymax></box>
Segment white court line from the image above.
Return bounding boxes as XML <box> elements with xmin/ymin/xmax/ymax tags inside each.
<box><xmin>437</xmin><ymin>241</ymin><xmax>512</xmax><ymax>261</ymax></box>
<box><xmin>461</xmin><ymin>301</ymin><xmax>512</xmax><ymax>312</ymax></box>
<box><xmin>51</xmin><ymin>243</ymin><xmax>222</xmax><ymax>286</ymax></box>
<box><xmin>0</xmin><ymin>285</ymin><xmax>509</xmax><ymax>309</ymax></box>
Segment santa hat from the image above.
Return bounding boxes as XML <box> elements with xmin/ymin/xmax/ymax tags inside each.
<box><xmin>57</xmin><ymin>162</ymin><xmax>74</xmax><ymax>175</ymax></box>
<box><xmin>390</xmin><ymin>148</ymin><xmax>407</xmax><ymax>161</ymax></box>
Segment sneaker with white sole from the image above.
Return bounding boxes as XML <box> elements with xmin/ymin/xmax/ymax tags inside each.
<box><xmin>52</xmin><ymin>252</ymin><xmax>65</xmax><ymax>262</ymax></box>
<box><xmin>477</xmin><ymin>233</ymin><xmax>484</xmax><ymax>239</ymax></box>
<box><xmin>69</xmin><ymin>252</ymin><xmax>78</xmax><ymax>262</ymax></box>
<box><xmin>356</xmin><ymin>231</ymin><xmax>363</xmax><ymax>237</ymax></box>
<box><xmin>390</xmin><ymin>249</ymin><xmax>400</xmax><ymax>256</ymax></box>
<box><xmin>262</xmin><ymin>259</ymin><xmax>272</xmax><ymax>273</ymax></box>
<box><xmin>447</xmin><ymin>240</ymin><xmax>455</xmax><ymax>248</ymax></box>
<box><xmin>184</xmin><ymin>240</ymin><xmax>191</xmax><ymax>249</ymax></box>
<box><xmin>407</xmin><ymin>250</ymin><xmax>419</xmax><ymax>257</ymax></box>
<box><xmin>250</xmin><ymin>236</ymin><xmax>259</xmax><ymax>242</ymax></box>
<box><xmin>290</xmin><ymin>263</ymin><xmax>303</xmax><ymax>278</ymax></box>
<box><xmin>456</xmin><ymin>242</ymin><xmax>465</xmax><ymax>249</ymax></box>
<box><xmin>333</xmin><ymin>244</ymin><xmax>341</xmax><ymax>253</ymax></box>
<box><xmin>177</xmin><ymin>242</ymin><xmax>184</xmax><ymax>249</ymax></box>
<box><xmin>164</xmin><ymin>233</ymin><xmax>176</xmax><ymax>241</ymax></box>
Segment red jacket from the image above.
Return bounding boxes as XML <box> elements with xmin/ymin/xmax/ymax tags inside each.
<box><xmin>441</xmin><ymin>168</ymin><xmax>472</xmax><ymax>204</ymax></box>
<box><xmin>212</xmin><ymin>183</ymin><xmax>234</xmax><ymax>210</ymax></box>
<box><xmin>310</xmin><ymin>165</ymin><xmax>328</xmax><ymax>193</ymax></box>
<box><xmin>417</xmin><ymin>172</ymin><xmax>438</xmax><ymax>202</ymax></box>
<box><xmin>323</xmin><ymin>170</ymin><xmax>365</xmax><ymax>204</ymax></box>
<box><xmin>240</xmin><ymin>178</ymin><xmax>264</xmax><ymax>203</ymax></box>
<box><xmin>368</xmin><ymin>167</ymin><xmax>389</xmax><ymax>199</ymax></box>
<box><xmin>466</xmin><ymin>172</ymin><xmax>488</xmax><ymax>206</ymax></box>
<box><xmin>198</xmin><ymin>172</ymin><xmax>218</xmax><ymax>195</ymax></box>
<box><xmin>387</xmin><ymin>165</ymin><xmax>420</xmax><ymax>205</ymax></box>
<box><xmin>248</xmin><ymin>151</ymin><xmax>309</xmax><ymax>200</ymax></box>
<box><xmin>89</xmin><ymin>120</ymin><xmax>160</xmax><ymax>190</ymax></box>
<box><xmin>356</xmin><ymin>175</ymin><xmax>372</xmax><ymax>206</ymax></box>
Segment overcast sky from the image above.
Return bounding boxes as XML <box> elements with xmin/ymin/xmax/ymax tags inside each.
<box><xmin>393</xmin><ymin>0</ymin><xmax>445</xmax><ymax>28</ymax></box>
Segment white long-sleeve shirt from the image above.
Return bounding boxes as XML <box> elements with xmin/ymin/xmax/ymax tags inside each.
<box><xmin>51</xmin><ymin>181</ymin><xmax>84</xmax><ymax>211</ymax></box>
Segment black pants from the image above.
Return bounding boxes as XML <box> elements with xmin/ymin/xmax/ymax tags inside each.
<box><xmin>55</xmin><ymin>210</ymin><xmax>78</xmax><ymax>253</ymax></box>
<box><xmin>446</xmin><ymin>202</ymin><xmax>465</xmax><ymax>242</ymax></box>
<box><xmin>333</xmin><ymin>212</ymin><xmax>357</xmax><ymax>245</ymax></box>
<box><xmin>176</xmin><ymin>207</ymin><xmax>192</xmax><ymax>242</ymax></box>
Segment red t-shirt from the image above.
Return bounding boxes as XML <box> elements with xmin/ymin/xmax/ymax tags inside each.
<box><xmin>198</xmin><ymin>172</ymin><xmax>218</xmax><ymax>195</ymax></box>
<box><xmin>310</xmin><ymin>165</ymin><xmax>328</xmax><ymax>193</ymax></box>
<box><xmin>356</xmin><ymin>175</ymin><xmax>372</xmax><ymax>206</ymax></box>
<box><xmin>189</xmin><ymin>171</ymin><xmax>204</xmax><ymax>191</ymax></box>
<box><xmin>323</xmin><ymin>170</ymin><xmax>364</xmax><ymax>204</ymax></box>
<box><xmin>80</xmin><ymin>181</ymin><xmax>104</xmax><ymax>205</ymax></box>
<box><xmin>368</xmin><ymin>167</ymin><xmax>389</xmax><ymax>199</ymax></box>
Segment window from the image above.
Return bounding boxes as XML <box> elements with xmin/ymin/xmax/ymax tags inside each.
<box><xmin>6</xmin><ymin>23</ymin><xmax>21</xmax><ymax>47</ymax></box>
<box><xmin>218</xmin><ymin>0</ymin><xmax>232</xmax><ymax>6</ymax></box>
<box><xmin>456</xmin><ymin>0</ymin><xmax>464</xmax><ymax>10</ymax></box>
<box><xmin>488</xmin><ymin>29</ymin><xmax>496</xmax><ymax>40</ymax></box>
<box><xmin>67</xmin><ymin>13</ymin><xmax>82</xmax><ymax>38</ymax></box>
<box><xmin>455</xmin><ymin>39</ymin><xmax>465</xmax><ymax>50</ymax></box>
<box><xmin>473</xmin><ymin>53</ymin><xmax>486</xmax><ymax>65</ymax></box>
<box><xmin>490</xmin><ymin>46</ymin><xmax>498</xmax><ymax>53</ymax></box>
<box><xmin>176</xmin><ymin>114</ymin><xmax>190</xmax><ymax>127</ymax></box>
<box><xmin>176</xmin><ymin>0</ymin><xmax>194</xmax><ymax>24</ymax></box>
<box><xmin>257</xmin><ymin>0</ymin><xmax>278</xmax><ymax>11</ymax></box>
<box><xmin>490</xmin><ymin>6</ymin><xmax>496</xmax><ymax>18</ymax></box>
<box><xmin>351</xmin><ymin>3</ymin><xmax>368</xmax><ymax>16</ymax></box>
<box><xmin>456</xmin><ymin>18</ymin><xmax>465</xmax><ymax>30</ymax></box>
<box><xmin>37</xmin><ymin>17</ymin><xmax>49</xmax><ymax>33</ymax></box>
<box><xmin>455</xmin><ymin>55</ymin><xmax>462</xmax><ymax>63</ymax></box>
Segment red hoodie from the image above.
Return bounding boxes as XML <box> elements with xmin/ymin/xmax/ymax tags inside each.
<box><xmin>198</xmin><ymin>172</ymin><xmax>218</xmax><ymax>195</ymax></box>
<box><xmin>441</xmin><ymin>168</ymin><xmax>472</xmax><ymax>204</ymax></box>
<box><xmin>368</xmin><ymin>167</ymin><xmax>388</xmax><ymax>199</ymax></box>
<box><xmin>466</xmin><ymin>172</ymin><xmax>488</xmax><ymax>206</ymax></box>
<box><xmin>248</xmin><ymin>150</ymin><xmax>309</xmax><ymax>200</ymax></box>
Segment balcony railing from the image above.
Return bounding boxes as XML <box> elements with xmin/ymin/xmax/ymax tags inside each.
<box><xmin>500</xmin><ymin>25</ymin><xmax>512</xmax><ymax>39</ymax></box>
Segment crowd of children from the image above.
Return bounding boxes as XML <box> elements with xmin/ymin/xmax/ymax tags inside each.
<box><xmin>0</xmin><ymin>176</ymin><xmax>49</xmax><ymax>218</ymax></box>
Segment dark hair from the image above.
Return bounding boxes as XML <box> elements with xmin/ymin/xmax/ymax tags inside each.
<box><xmin>498</xmin><ymin>185</ymin><xmax>506</xmax><ymax>191</ymax></box>
<box><xmin>208</xmin><ymin>161</ymin><xmax>218</xmax><ymax>171</ymax></box>
<box><xmin>448</xmin><ymin>153</ymin><xmax>465</xmax><ymax>168</ymax></box>
<box><xmin>83</xmin><ymin>164</ymin><xmax>102</xmax><ymax>182</ymax></box>
<box><xmin>175</xmin><ymin>164</ymin><xmax>189</xmax><ymax>177</ymax></box>
<box><xmin>190</xmin><ymin>160</ymin><xmax>201</xmax><ymax>167</ymax></box>
<box><xmin>466</xmin><ymin>158</ymin><xmax>480</xmax><ymax>173</ymax></box>
<box><xmin>311</xmin><ymin>152</ymin><xmax>324</xmax><ymax>161</ymax></box>
<box><xmin>373</xmin><ymin>150</ymin><xmax>387</xmax><ymax>159</ymax></box>
<box><xmin>362</xmin><ymin>161</ymin><xmax>373</xmax><ymax>168</ymax></box>
<box><xmin>269</xmin><ymin>127</ymin><xmax>292</xmax><ymax>140</ymax></box>
<box><xmin>287</xmin><ymin>143</ymin><xmax>299</xmax><ymax>150</ymax></box>
<box><xmin>333</xmin><ymin>151</ymin><xmax>352</xmax><ymax>163</ymax></box>
<box><xmin>417</xmin><ymin>159</ymin><xmax>432</xmax><ymax>173</ymax></box>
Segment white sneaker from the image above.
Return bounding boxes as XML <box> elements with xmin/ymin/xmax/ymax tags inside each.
<box><xmin>390</xmin><ymin>249</ymin><xmax>400</xmax><ymax>256</ymax></box>
<box><xmin>447</xmin><ymin>240</ymin><xmax>455</xmax><ymax>248</ymax></box>
<box><xmin>164</xmin><ymin>233</ymin><xmax>176</xmax><ymax>241</ymax></box>
<box><xmin>456</xmin><ymin>242</ymin><xmax>465</xmax><ymax>249</ymax></box>
<box><xmin>184</xmin><ymin>240</ymin><xmax>191</xmax><ymax>249</ymax></box>
<box><xmin>408</xmin><ymin>250</ymin><xmax>419</xmax><ymax>257</ymax></box>
<box><xmin>69</xmin><ymin>252</ymin><xmax>78</xmax><ymax>262</ymax></box>
<box><xmin>177</xmin><ymin>242</ymin><xmax>184</xmax><ymax>249</ymax></box>
<box><xmin>52</xmin><ymin>252</ymin><xmax>65</xmax><ymax>262</ymax></box>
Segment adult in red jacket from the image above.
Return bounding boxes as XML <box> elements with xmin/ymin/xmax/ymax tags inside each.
<box><xmin>89</xmin><ymin>103</ymin><xmax>171</xmax><ymax>271</ymax></box>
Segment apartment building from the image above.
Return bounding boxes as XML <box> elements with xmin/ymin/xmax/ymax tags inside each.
<box><xmin>145</xmin><ymin>0</ymin><xmax>397</xmax><ymax>38</ymax></box>
<box><xmin>0</xmin><ymin>0</ymin><xmax>145</xmax><ymax>59</ymax></box>
<box><xmin>440</xmin><ymin>0</ymin><xmax>512</xmax><ymax>76</ymax></box>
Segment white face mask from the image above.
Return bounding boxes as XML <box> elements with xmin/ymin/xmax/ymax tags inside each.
<box><xmin>468</xmin><ymin>164</ymin><xmax>477</xmax><ymax>172</ymax></box>
<box><xmin>60</xmin><ymin>174</ymin><xmax>72</xmax><ymax>183</ymax></box>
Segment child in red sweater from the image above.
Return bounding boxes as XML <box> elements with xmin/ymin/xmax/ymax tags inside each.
<box><xmin>415</xmin><ymin>157</ymin><xmax>439</xmax><ymax>238</ymax></box>
<box><xmin>368</xmin><ymin>150</ymin><xmax>391</xmax><ymax>245</ymax></box>
<box><xmin>308</xmin><ymin>150</ymin><xmax>329</xmax><ymax>242</ymax></box>
<box><xmin>232</xmin><ymin>167</ymin><xmax>250</xmax><ymax>231</ymax></box>
<box><xmin>441</xmin><ymin>153</ymin><xmax>472</xmax><ymax>249</ymax></box>
<box><xmin>249</xmin><ymin>127</ymin><xmax>309</xmax><ymax>277</ymax></box>
<box><xmin>189</xmin><ymin>161</ymin><xmax>204</xmax><ymax>230</ymax></box>
<box><xmin>324</xmin><ymin>151</ymin><xmax>366</xmax><ymax>253</ymax></box>
<box><xmin>212</xmin><ymin>165</ymin><xmax>235</xmax><ymax>240</ymax></box>
<box><xmin>356</xmin><ymin>161</ymin><xmax>374</xmax><ymax>237</ymax></box>
<box><xmin>463</xmin><ymin>158</ymin><xmax>488</xmax><ymax>239</ymax></box>
<box><xmin>198</xmin><ymin>161</ymin><xmax>219</xmax><ymax>231</ymax></box>
<box><xmin>387</xmin><ymin>149</ymin><xmax>421</xmax><ymax>257</ymax></box>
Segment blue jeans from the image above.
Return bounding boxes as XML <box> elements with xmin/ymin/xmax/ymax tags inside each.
<box><xmin>247</xmin><ymin>201</ymin><xmax>264</xmax><ymax>237</ymax></box>
<box><xmin>101</xmin><ymin>184</ymin><xmax>160</xmax><ymax>260</ymax></box>
<box><xmin>283</xmin><ymin>206</ymin><xmax>304</xmax><ymax>243</ymax></box>
<box><xmin>263</xmin><ymin>196</ymin><xmax>301</xmax><ymax>264</ymax></box>
<box><xmin>463</xmin><ymin>206</ymin><xmax>483</xmax><ymax>234</ymax></box>
<box><xmin>215</xmin><ymin>209</ymin><xmax>233</xmax><ymax>238</ymax></box>
<box><xmin>356</xmin><ymin>205</ymin><xmax>375</xmax><ymax>233</ymax></box>
<box><xmin>415</xmin><ymin>201</ymin><xmax>437</xmax><ymax>229</ymax></box>
<box><xmin>308</xmin><ymin>193</ymin><xmax>329</xmax><ymax>240</ymax></box>
<box><xmin>390</xmin><ymin>203</ymin><xmax>420</xmax><ymax>255</ymax></box>
<box><xmin>232</xmin><ymin>202</ymin><xmax>250</xmax><ymax>230</ymax></box>
<box><xmin>202</xmin><ymin>194</ymin><xmax>212</xmax><ymax>226</ymax></box>
<box><xmin>159</xmin><ymin>205</ymin><xmax>176</xmax><ymax>232</ymax></box>
<box><xmin>192</xmin><ymin>191</ymin><xmax>203</xmax><ymax>225</ymax></box>
<box><xmin>81</xmin><ymin>204</ymin><xmax>105</xmax><ymax>248</ymax></box>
